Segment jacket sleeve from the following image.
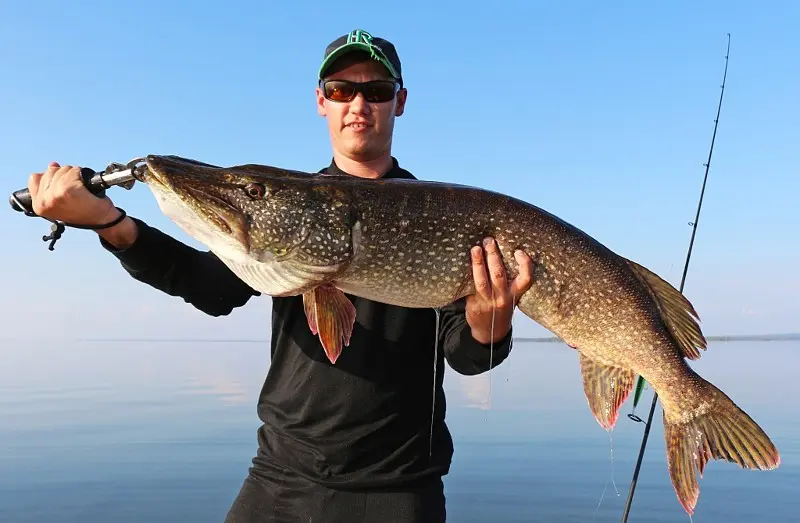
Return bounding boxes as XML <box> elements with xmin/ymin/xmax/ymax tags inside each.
<box><xmin>438</xmin><ymin>297</ymin><xmax>514</xmax><ymax>376</ymax></box>
<box><xmin>99</xmin><ymin>217</ymin><xmax>260</xmax><ymax>316</ymax></box>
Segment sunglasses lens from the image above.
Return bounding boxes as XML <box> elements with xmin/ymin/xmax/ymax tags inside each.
<box><xmin>361</xmin><ymin>81</ymin><xmax>397</xmax><ymax>102</ymax></box>
<box><xmin>323</xmin><ymin>80</ymin><xmax>356</xmax><ymax>101</ymax></box>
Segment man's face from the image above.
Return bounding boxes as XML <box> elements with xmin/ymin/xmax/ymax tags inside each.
<box><xmin>316</xmin><ymin>58</ymin><xmax>407</xmax><ymax>163</ymax></box>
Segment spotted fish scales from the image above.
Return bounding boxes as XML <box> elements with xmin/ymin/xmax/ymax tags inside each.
<box><xmin>141</xmin><ymin>154</ymin><xmax>780</xmax><ymax>517</ymax></box>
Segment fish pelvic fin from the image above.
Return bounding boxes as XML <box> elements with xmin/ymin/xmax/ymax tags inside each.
<box><xmin>624</xmin><ymin>259</ymin><xmax>707</xmax><ymax>360</ymax></box>
<box><xmin>663</xmin><ymin>379</ymin><xmax>781</xmax><ymax>515</ymax></box>
<box><xmin>302</xmin><ymin>285</ymin><xmax>357</xmax><ymax>364</ymax></box>
<box><xmin>578</xmin><ymin>352</ymin><xmax>636</xmax><ymax>431</ymax></box>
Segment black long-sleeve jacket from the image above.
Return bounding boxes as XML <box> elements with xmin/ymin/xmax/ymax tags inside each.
<box><xmin>100</xmin><ymin>158</ymin><xmax>513</xmax><ymax>489</ymax></box>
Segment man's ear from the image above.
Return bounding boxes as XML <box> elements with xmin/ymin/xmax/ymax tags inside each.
<box><xmin>316</xmin><ymin>86</ymin><xmax>327</xmax><ymax>117</ymax></box>
<box><xmin>395</xmin><ymin>87</ymin><xmax>407</xmax><ymax>117</ymax></box>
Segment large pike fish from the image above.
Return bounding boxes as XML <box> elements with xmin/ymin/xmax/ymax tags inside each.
<box><xmin>141</xmin><ymin>154</ymin><xmax>779</xmax><ymax>515</ymax></box>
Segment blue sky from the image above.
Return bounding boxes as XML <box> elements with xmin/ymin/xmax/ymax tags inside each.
<box><xmin>1</xmin><ymin>1</ymin><xmax>797</xmax><ymax>341</ymax></box>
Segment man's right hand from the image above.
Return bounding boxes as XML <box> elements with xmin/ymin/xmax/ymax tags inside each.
<box><xmin>28</xmin><ymin>162</ymin><xmax>119</xmax><ymax>225</ymax></box>
<box><xmin>28</xmin><ymin>161</ymin><xmax>139</xmax><ymax>249</ymax></box>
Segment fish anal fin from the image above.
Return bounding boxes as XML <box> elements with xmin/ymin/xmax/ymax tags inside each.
<box><xmin>302</xmin><ymin>285</ymin><xmax>357</xmax><ymax>364</ymax></box>
<box><xmin>578</xmin><ymin>352</ymin><xmax>636</xmax><ymax>431</ymax></box>
<box><xmin>663</xmin><ymin>379</ymin><xmax>780</xmax><ymax>515</ymax></box>
<box><xmin>625</xmin><ymin>259</ymin><xmax>707</xmax><ymax>360</ymax></box>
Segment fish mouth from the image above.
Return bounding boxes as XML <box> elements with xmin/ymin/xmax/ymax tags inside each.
<box><xmin>182</xmin><ymin>185</ymin><xmax>242</xmax><ymax>236</ymax></box>
<box><xmin>144</xmin><ymin>155</ymin><xmax>250</xmax><ymax>249</ymax></box>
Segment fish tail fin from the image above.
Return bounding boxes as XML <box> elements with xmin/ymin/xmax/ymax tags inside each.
<box><xmin>662</xmin><ymin>377</ymin><xmax>780</xmax><ymax>515</ymax></box>
<box><xmin>624</xmin><ymin>258</ymin><xmax>707</xmax><ymax>360</ymax></box>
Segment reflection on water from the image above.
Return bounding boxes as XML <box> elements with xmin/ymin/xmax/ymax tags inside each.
<box><xmin>0</xmin><ymin>339</ymin><xmax>797</xmax><ymax>522</ymax></box>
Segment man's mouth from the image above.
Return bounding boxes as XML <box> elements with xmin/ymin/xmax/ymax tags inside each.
<box><xmin>345</xmin><ymin>122</ymin><xmax>371</xmax><ymax>130</ymax></box>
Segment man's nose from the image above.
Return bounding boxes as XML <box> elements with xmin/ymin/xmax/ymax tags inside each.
<box><xmin>349</xmin><ymin>93</ymin><xmax>371</xmax><ymax>114</ymax></box>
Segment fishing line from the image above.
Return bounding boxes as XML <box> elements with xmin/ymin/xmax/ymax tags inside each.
<box><xmin>430</xmin><ymin>308</ymin><xmax>441</xmax><ymax>457</ymax></box>
<box><xmin>506</xmin><ymin>291</ymin><xmax>517</xmax><ymax>387</ymax></box>
<box><xmin>620</xmin><ymin>33</ymin><xmax>731</xmax><ymax>523</ymax></box>
<box><xmin>594</xmin><ymin>431</ymin><xmax>621</xmax><ymax>520</ymax></box>
<box><xmin>487</xmin><ymin>283</ymin><xmax>495</xmax><ymax>416</ymax></box>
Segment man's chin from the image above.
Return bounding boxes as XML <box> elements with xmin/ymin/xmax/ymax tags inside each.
<box><xmin>342</xmin><ymin>141</ymin><xmax>375</xmax><ymax>157</ymax></box>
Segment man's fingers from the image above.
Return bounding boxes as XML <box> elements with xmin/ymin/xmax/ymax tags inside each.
<box><xmin>38</xmin><ymin>162</ymin><xmax>62</xmax><ymax>192</ymax></box>
<box><xmin>483</xmin><ymin>237</ymin><xmax>509</xmax><ymax>302</ymax></box>
<box><xmin>27</xmin><ymin>172</ymin><xmax>43</xmax><ymax>200</ymax></box>
<box><xmin>473</xmin><ymin>241</ymin><xmax>534</xmax><ymax>309</ymax></box>
<box><xmin>483</xmin><ymin>238</ymin><xmax>511</xmax><ymax>308</ymax></box>
<box><xmin>56</xmin><ymin>165</ymin><xmax>82</xmax><ymax>186</ymax></box>
<box><xmin>471</xmin><ymin>245</ymin><xmax>492</xmax><ymax>301</ymax></box>
<box><xmin>509</xmin><ymin>249</ymin><xmax>534</xmax><ymax>299</ymax></box>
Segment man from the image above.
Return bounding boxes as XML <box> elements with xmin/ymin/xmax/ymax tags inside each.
<box><xmin>27</xmin><ymin>29</ymin><xmax>534</xmax><ymax>523</ymax></box>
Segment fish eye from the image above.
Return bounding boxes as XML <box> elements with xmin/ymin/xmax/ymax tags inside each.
<box><xmin>244</xmin><ymin>183</ymin><xmax>266</xmax><ymax>200</ymax></box>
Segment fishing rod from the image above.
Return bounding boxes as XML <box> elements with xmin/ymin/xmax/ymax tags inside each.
<box><xmin>620</xmin><ymin>32</ymin><xmax>732</xmax><ymax>523</ymax></box>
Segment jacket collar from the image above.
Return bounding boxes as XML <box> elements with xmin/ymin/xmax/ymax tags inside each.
<box><xmin>320</xmin><ymin>156</ymin><xmax>416</xmax><ymax>180</ymax></box>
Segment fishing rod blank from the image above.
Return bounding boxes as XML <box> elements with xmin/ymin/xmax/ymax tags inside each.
<box><xmin>620</xmin><ymin>32</ymin><xmax>732</xmax><ymax>523</ymax></box>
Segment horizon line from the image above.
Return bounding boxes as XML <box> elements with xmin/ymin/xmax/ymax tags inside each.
<box><xmin>23</xmin><ymin>332</ymin><xmax>800</xmax><ymax>343</ymax></box>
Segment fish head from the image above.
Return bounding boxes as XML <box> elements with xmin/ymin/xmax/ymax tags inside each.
<box><xmin>143</xmin><ymin>154</ymin><xmax>317</xmax><ymax>264</ymax></box>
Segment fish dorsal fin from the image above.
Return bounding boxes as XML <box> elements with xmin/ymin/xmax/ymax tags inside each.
<box><xmin>624</xmin><ymin>259</ymin><xmax>707</xmax><ymax>360</ymax></box>
<box><xmin>578</xmin><ymin>352</ymin><xmax>636</xmax><ymax>431</ymax></box>
<box><xmin>302</xmin><ymin>285</ymin><xmax>357</xmax><ymax>364</ymax></box>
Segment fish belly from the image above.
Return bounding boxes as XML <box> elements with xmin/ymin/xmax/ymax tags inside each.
<box><xmin>218</xmin><ymin>256</ymin><xmax>339</xmax><ymax>297</ymax></box>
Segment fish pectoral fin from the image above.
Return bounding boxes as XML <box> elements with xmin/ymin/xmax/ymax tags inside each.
<box><xmin>578</xmin><ymin>352</ymin><xmax>636</xmax><ymax>431</ymax></box>
<box><xmin>624</xmin><ymin>258</ymin><xmax>707</xmax><ymax>360</ymax></box>
<box><xmin>302</xmin><ymin>285</ymin><xmax>357</xmax><ymax>364</ymax></box>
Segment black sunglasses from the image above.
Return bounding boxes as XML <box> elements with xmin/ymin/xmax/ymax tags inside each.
<box><xmin>320</xmin><ymin>79</ymin><xmax>400</xmax><ymax>103</ymax></box>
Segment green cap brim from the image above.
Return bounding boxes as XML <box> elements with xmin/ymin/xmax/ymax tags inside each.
<box><xmin>318</xmin><ymin>42</ymin><xmax>400</xmax><ymax>80</ymax></box>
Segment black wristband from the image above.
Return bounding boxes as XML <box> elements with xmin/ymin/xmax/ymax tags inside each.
<box><xmin>69</xmin><ymin>207</ymin><xmax>128</xmax><ymax>230</ymax></box>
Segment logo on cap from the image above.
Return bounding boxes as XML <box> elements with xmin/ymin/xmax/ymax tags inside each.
<box><xmin>347</xmin><ymin>29</ymin><xmax>374</xmax><ymax>45</ymax></box>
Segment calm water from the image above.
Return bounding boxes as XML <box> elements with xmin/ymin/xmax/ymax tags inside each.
<box><xmin>1</xmin><ymin>339</ymin><xmax>797</xmax><ymax>522</ymax></box>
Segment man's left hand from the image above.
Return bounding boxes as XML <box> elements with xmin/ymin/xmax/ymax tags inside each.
<box><xmin>466</xmin><ymin>237</ymin><xmax>534</xmax><ymax>344</ymax></box>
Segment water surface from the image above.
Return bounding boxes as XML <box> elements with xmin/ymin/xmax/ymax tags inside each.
<box><xmin>1</xmin><ymin>339</ymin><xmax>797</xmax><ymax>522</ymax></box>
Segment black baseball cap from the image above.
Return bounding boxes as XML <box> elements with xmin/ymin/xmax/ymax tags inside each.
<box><xmin>319</xmin><ymin>29</ymin><xmax>403</xmax><ymax>86</ymax></box>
